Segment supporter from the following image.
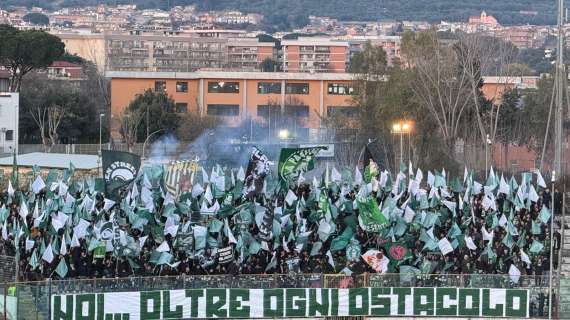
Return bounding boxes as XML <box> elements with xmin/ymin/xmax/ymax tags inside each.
<box><xmin>0</xmin><ymin>164</ymin><xmax>555</xmax><ymax>286</ymax></box>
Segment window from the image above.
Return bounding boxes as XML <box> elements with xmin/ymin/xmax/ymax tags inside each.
<box><xmin>176</xmin><ymin>81</ymin><xmax>188</xmax><ymax>93</ymax></box>
<box><xmin>327</xmin><ymin>106</ymin><xmax>359</xmax><ymax>117</ymax></box>
<box><xmin>5</xmin><ymin>130</ymin><xmax>13</xmax><ymax>141</ymax></box>
<box><xmin>285</xmin><ymin>83</ymin><xmax>309</xmax><ymax>94</ymax></box>
<box><xmin>155</xmin><ymin>81</ymin><xmax>166</xmax><ymax>92</ymax></box>
<box><xmin>257</xmin><ymin>105</ymin><xmax>281</xmax><ymax>118</ymax></box>
<box><xmin>328</xmin><ymin>83</ymin><xmax>354</xmax><ymax>95</ymax></box>
<box><xmin>285</xmin><ymin>105</ymin><xmax>309</xmax><ymax>118</ymax></box>
<box><xmin>207</xmin><ymin>104</ymin><xmax>240</xmax><ymax>116</ymax></box>
<box><xmin>175</xmin><ymin>103</ymin><xmax>188</xmax><ymax>113</ymax></box>
<box><xmin>208</xmin><ymin>81</ymin><xmax>240</xmax><ymax>93</ymax></box>
<box><xmin>257</xmin><ymin>82</ymin><xmax>282</xmax><ymax>94</ymax></box>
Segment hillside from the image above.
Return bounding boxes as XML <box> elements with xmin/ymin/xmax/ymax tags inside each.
<box><xmin>0</xmin><ymin>0</ymin><xmax>564</xmax><ymax>28</ymax></box>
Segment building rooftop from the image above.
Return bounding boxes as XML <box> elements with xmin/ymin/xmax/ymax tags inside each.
<box><xmin>105</xmin><ymin>70</ymin><xmax>356</xmax><ymax>81</ymax></box>
<box><xmin>0</xmin><ymin>153</ymin><xmax>99</xmax><ymax>170</ymax></box>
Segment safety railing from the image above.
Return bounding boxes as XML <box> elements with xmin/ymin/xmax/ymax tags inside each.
<box><xmin>0</xmin><ymin>273</ymin><xmax>558</xmax><ymax>319</ymax></box>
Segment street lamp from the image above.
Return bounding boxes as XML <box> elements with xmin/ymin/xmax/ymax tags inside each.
<box><xmin>142</xmin><ymin>129</ymin><xmax>166</xmax><ymax>161</ymax></box>
<box><xmin>99</xmin><ymin>113</ymin><xmax>105</xmax><ymax>155</ymax></box>
<box><xmin>392</xmin><ymin>120</ymin><xmax>413</xmax><ymax>169</ymax></box>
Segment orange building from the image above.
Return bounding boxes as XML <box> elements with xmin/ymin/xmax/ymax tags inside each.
<box><xmin>108</xmin><ymin>71</ymin><xmax>356</xmax><ymax>138</ymax></box>
<box><xmin>281</xmin><ymin>38</ymin><xmax>348</xmax><ymax>73</ymax></box>
<box><xmin>482</xmin><ymin>76</ymin><xmax>538</xmax><ymax>105</ymax></box>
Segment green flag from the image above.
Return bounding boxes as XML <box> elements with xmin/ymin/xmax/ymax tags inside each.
<box><xmin>357</xmin><ymin>196</ymin><xmax>389</xmax><ymax>232</ymax></box>
<box><xmin>278</xmin><ymin>147</ymin><xmax>325</xmax><ymax>185</ymax></box>
<box><xmin>55</xmin><ymin>259</ymin><xmax>68</xmax><ymax>278</ymax></box>
<box><xmin>530</xmin><ymin>240</ymin><xmax>544</xmax><ymax>253</ymax></box>
<box><xmin>11</xmin><ymin>151</ymin><xmax>18</xmax><ymax>189</ymax></box>
<box><xmin>330</xmin><ymin>227</ymin><xmax>354</xmax><ymax>252</ymax></box>
<box><xmin>345</xmin><ymin>238</ymin><xmax>361</xmax><ymax>261</ymax></box>
<box><xmin>102</xmin><ymin>150</ymin><xmax>141</xmax><ymax>200</ymax></box>
<box><xmin>29</xmin><ymin>249</ymin><xmax>39</xmax><ymax>270</ymax></box>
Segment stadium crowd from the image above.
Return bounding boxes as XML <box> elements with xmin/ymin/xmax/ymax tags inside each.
<box><xmin>0</xmin><ymin>163</ymin><xmax>563</xmax><ymax>285</ymax></box>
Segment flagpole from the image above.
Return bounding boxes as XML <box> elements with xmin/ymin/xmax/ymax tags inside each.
<box><xmin>549</xmin><ymin>170</ymin><xmax>556</xmax><ymax>320</ymax></box>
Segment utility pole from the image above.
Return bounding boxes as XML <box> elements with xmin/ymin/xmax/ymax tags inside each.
<box><xmin>554</xmin><ymin>0</ymin><xmax>565</xmax><ymax>175</ymax></box>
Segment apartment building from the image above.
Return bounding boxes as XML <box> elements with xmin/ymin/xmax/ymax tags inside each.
<box><xmin>107</xmin><ymin>71</ymin><xmax>356</xmax><ymax>138</ymax></box>
<box><xmin>345</xmin><ymin>36</ymin><xmax>402</xmax><ymax>66</ymax></box>
<box><xmin>281</xmin><ymin>38</ymin><xmax>349</xmax><ymax>73</ymax></box>
<box><xmin>105</xmin><ymin>32</ymin><xmax>276</xmax><ymax>72</ymax></box>
<box><xmin>53</xmin><ymin>32</ymin><xmax>107</xmax><ymax>72</ymax></box>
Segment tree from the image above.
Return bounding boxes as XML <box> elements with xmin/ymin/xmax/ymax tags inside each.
<box><xmin>120</xmin><ymin>109</ymin><xmax>143</xmax><ymax>153</ymax></box>
<box><xmin>22</xmin><ymin>13</ymin><xmax>49</xmax><ymax>26</ymax></box>
<box><xmin>260</xmin><ymin>58</ymin><xmax>280</xmax><ymax>72</ymax></box>
<box><xmin>176</xmin><ymin>112</ymin><xmax>220</xmax><ymax>142</ymax></box>
<box><xmin>19</xmin><ymin>72</ymin><xmax>100</xmax><ymax>145</ymax></box>
<box><xmin>0</xmin><ymin>25</ymin><xmax>65</xmax><ymax>92</ymax></box>
<box><xmin>454</xmin><ymin>33</ymin><xmax>518</xmax><ymax>170</ymax></box>
<box><xmin>401</xmin><ymin>30</ymin><xmax>474</xmax><ymax>164</ymax></box>
<box><xmin>126</xmin><ymin>90</ymin><xmax>181</xmax><ymax>141</ymax></box>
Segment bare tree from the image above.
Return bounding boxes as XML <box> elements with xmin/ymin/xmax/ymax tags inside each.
<box><xmin>47</xmin><ymin>105</ymin><xmax>65</xmax><ymax>148</ymax></box>
<box><xmin>401</xmin><ymin>30</ymin><xmax>473</xmax><ymax>160</ymax></box>
<box><xmin>120</xmin><ymin>109</ymin><xmax>143</xmax><ymax>153</ymax></box>
<box><xmin>454</xmin><ymin>33</ymin><xmax>518</xmax><ymax>165</ymax></box>
<box><xmin>29</xmin><ymin>106</ymin><xmax>49</xmax><ymax>151</ymax></box>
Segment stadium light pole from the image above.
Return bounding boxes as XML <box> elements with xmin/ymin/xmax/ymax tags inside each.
<box><xmin>549</xmin><ymin>170</ymin><xmax>556</xmax><ymax>320</ymax></box>
<box><xmin>392</xmin><ymin>120</ymin><xmax>412</xmax><ymax>169</ymax></box>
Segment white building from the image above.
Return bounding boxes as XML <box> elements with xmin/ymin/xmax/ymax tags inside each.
<box><xmin>0</xmin><ymin>92</ymin><xmax>19</xmax><ymax>154</ymax></box>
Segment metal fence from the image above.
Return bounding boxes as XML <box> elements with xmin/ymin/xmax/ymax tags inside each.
<box><xmin>0</xmin><ymin>273</ymin><xmax>557</xmax><ymax>320</ymax></box>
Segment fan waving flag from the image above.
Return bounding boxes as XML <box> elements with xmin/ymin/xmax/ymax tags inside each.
<box><xmin>102</xmin><ymin>150</ymin><xmax>141</xmax><ymax>200</ymax></box>
<box><xmin>243</xmin><ymin>147</ymin><xmax>271</xmax><ymax>198</ymax></box>
<box><xmin>278</xmin><ymin>147</ymin><xmax>325</xmax><ymax>185</ymax></box>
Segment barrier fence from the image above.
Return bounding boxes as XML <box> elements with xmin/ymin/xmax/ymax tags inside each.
<box><xmin>0</xmin><ymin>273</ymin><xmax>559</xmax><ymax>319</ymax></box>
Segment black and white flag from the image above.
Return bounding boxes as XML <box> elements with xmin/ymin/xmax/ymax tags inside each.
<box><xmin>243</xmin><ymin>147</ymin><xmax>270</xmax><ymax>198</ymax></box>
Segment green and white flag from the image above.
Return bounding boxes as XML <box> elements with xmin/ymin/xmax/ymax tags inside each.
<box><xmin>102</xmin><ymin>150</ymin><xmax>141</xmax><ymax>200</ymax></box>
<box><xmin>357</xmin><ymin>196</ymin><xmax>389</xmax><ymax>232</ymax></box>
<box><xmin>55</xmin><ymin>259</ymin><xmax>68</xmax><ymax>278</ymax></box>
<box><xmin>278</xmin><ymin>147</ymin><xmax>325</xmax><ymax>185</ymax></box>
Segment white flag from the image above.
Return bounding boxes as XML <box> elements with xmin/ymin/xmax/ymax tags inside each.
<box><xmin>482</xmin><ymin>226</ymin><xmax>494</xmax><ymax>241</ymax></box>
<box><xmin>465</xmin><ymin>236</ymin><xmax>477</xmax><ymax>250</ymax></box>
<box><xmin>42</xmin><ymin>243</ymin><xmax>54</xmax><ymax>263</ymax></box>
<box><xmin>25</xmin><ymin>238</ymin><xmax>35</xmax><ymax>252</ymax></box>
<box><xmin>509</xmin><ymin>264</ymin><xmax>521</xmax><ymax>284</ymax></box>
<box><xmin>331</xmin><ymin>167</ymin><xmax>342</xmax><ymax>182</ymax></box>
<box><xmin>7</xmin><ymin>181</ymin><xmax>14</xmax><ymax>197</ymax></box>
<box><xmin>138</xmin><ymin>236</ymin><xmax>148</xmax><ymax>250</ymax></box>
<box><xmin>59</xmin><ymin>241</ymin><xmax>67</xmax><ymax>256</ymax></box>
<box><xmin>156</xmin><ymin>241</ymin><xmax>170</xmax><ymax>252</ymax></box>
<box><xmin>32</xmin><ymin>176</ymin><xmax>46</xmax><ymax>194</ymax></box>
<box><xmin>438</xmin><ymin>237</ymin><xmax>454</xmax><ymax>255</ymax></box>
<box><xmin>535</xmin><ymin>171</ymin><xmax>547</xmax><ymax>188</ymax></box>
<box><xmin>520</xmin><ymin>249</ymin><xmax>531</xmax><ymax>266</ymax></box>
<box><xmin>71</xmin><ymin>233</ymin><xmax>80</xmax><ymax>248</ymax></box>
<box><xmin>498</xmin><ymin>175</ymin><xmax>510</xmax><ymax>195</ymax></box>
<box><xmin>19</xmin><ymin>200</ymin><xmax>29</xmax><ymax>221</ymax></box>
<box><xmin>354</xmin><ymin>167</ymin><xmax>363</xmax><ymax>185</ymax></box>
<box><xmin>285</xmin><ymin>189</ymin><xmax>298</xmax><ymax>206</ymax></box>
<box><xmin>204</xmin><ymin>185</ymin><xmax>213</xmax><ymax>205</ymax></box>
